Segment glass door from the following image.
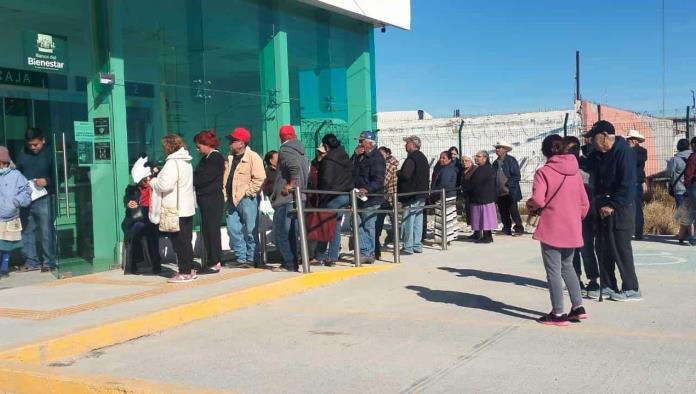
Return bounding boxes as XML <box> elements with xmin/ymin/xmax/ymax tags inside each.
<box><xmin>34</xmin><ymin>99</ymin><xmax>95</xmax><ymax>278</ymax></box>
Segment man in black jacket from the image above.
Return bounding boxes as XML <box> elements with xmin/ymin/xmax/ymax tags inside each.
<box><xmin>315</xmin><ymin>134</ymin><xmax>353</xmax><ymax>266</ymax></box>
<box><xmin>585</xmin><ymin>120</ymin><xmax>641</xmax><ymax>302</ymax></box>
<box><xmin>626</xmin><ymin>130</ymin><xmax>648</xmax><ymax>240</ymax></box>
<box><xmin>397</xmin><ymin>135</ymin><xmax>429</xmax><ymax>254</ymax></box>
<box><xmin>352</xmin><ymin>131</ymin><xmax>385</xmax><ymax>264</ymax></box>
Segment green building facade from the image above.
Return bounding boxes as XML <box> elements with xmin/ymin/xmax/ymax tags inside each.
<box><xmin>0</xmin><ymin>0</ymin><xmax>377</xmax><ymax>277</ymax></box>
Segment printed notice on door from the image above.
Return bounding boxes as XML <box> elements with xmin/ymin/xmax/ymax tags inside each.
<box><xmin>74</xmin><ymin>121</ymin><xmax>93</xmax><ymax>166</ymax></box>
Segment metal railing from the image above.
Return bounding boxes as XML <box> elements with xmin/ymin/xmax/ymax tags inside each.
<box><xmin>283</xmin><ymin>187</ymin><xmax>458</xmax><ymax>273</ymax></box>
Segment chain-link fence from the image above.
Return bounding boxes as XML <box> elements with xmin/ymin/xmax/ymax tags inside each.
<box><xmin>376</xmin><ymin>112</ymin><xmax>688</xmax><ymax>198</ymax></box>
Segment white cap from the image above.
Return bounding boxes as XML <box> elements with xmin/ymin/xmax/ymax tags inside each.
<box><xmin>131</xmin><ymin>156</ymin><xmax>151</xmax><ymax>184</ymax></box>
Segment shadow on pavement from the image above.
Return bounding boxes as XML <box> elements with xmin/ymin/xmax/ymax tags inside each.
<box><xmin>438</xmin><ymin>267</ymin><xmax>547</xmax><ymax>289</ymax></box>
<box><xmin>406</xmin><ymin>285</ymin><xmax>544</xmax><ymax>321</ymax></box>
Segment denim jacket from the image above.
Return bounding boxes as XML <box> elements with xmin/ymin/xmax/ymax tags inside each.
<box><xmin>0</xmin><ymin>167</ymin><xmax>32</xmax><ymax>221</ymax></box>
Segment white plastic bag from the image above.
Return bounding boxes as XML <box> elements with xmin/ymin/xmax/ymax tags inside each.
<box><xmin>259</xmin><ymin>192</ymin><xmax>274</xmax><ymax>218</ymax></box>
<box><xmin>149</xmin><ymin>187</ymin><xmax>162</xmax><ymax>224</ymax></box>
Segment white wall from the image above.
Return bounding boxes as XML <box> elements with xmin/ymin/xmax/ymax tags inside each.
<box><xmin>298</xmin><ymin>0</ymin><xmax>411</xmax><ymax>30</ymax></box>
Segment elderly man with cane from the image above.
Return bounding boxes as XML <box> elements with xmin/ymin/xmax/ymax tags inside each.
<box><xmin>584</xmin><ymin>121</ymin><xmax>642</xmax><ymax>302</ymax></box>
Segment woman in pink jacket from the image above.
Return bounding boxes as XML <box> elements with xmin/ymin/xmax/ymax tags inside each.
<box><xmin>527</xmin><ymin>135</ymin><xmax>589</xmax><ymax>326</ymax></box>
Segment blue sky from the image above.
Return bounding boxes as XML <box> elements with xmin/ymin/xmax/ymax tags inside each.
<box><xmin>374</xmin><ymin>0</ymin><xmax>696</xmax><ymax>117</ymax></box>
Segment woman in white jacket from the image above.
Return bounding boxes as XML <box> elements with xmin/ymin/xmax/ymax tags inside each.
<box><xmin>150</xmin><ymin>135</ymin><xmax>197</xmax><ymax>283</ymax></box>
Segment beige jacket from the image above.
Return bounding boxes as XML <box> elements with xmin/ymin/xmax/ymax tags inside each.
<box><xmin>222</xmin><ymin>148</ymin><xmax>266</xmax><ymax>206</ymax></box>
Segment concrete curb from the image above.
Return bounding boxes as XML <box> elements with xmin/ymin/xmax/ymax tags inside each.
<box><xmin>0</xmin><ymin>265</ymin><xmax>394</xmax><ymax>367</ymax></box>
<box><xmin>0</xmin><ymin>361</ymin><xmax>227</xmax><ymax>394</ymax></box>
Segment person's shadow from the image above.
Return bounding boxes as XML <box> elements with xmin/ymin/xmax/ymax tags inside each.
<box><xmin>406</xmin><ymin>285</ymin><xmax>543</xmax><ymax>321</ymax></box>
<box><xmin>439</xmin><ymin>267</ymin><xmax>547</xmax><ymax>289</ymax></box>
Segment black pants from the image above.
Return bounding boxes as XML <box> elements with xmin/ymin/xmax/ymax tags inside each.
<box><xmin>496</xmin><ymin>195</ymin><xmax>524</xmax><ymax>232</ymax></box>
<box><xmin>198</xmin><ymin>194</ymin><xmax>224</xmax><ymax>267</ymax></box>
<box><xmin>170</xmin><ymin>216</ymin><xmax>194</xmax><ymax>274</ymax></box>
<box><xmin>374</xmin><ymin>202</ymin><xmax>394</xmax><ymax>256</ymax></box>
<box><xmin>596</xmin><ymin>205</ymin><xmax>640</xmax><ymax>292</ymax></box>
<box><xmin>634</xmin><ymin>184</ymin><xmax>644</xmax><ymax>239</ymax></box>
<box><xmin>124</xmin><ymin>216</ymin><xmax>161</xmax><ymax>273</ymax></box>
<box><xmin>573</xmin><ymin>214</ymin><xmax>599</xmax><ymax>281</ymax></box>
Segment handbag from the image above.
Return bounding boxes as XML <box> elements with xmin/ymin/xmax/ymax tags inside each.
<box><xmin>306</xmin><ymin>212</ymin><xmax>337</xmax><ymax>242</ymax></box>
<box><xmin>159</xmin><ymin>161</ymin><xmax>180</xmax><ymax>233</ymax></box>
<box><xmin>527</xmin><ymin>176</ymin><xmax>567</xmax><ymax>228</ymax></box>
<box><xmin>128</xmin><ymin>206</ymin><xmax>144</xmax><ymax>222</ymax></box>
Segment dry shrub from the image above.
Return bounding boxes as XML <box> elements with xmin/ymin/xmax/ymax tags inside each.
<box><xmin>643</xmin><ymin>183</ymin><xmax>678</xmax><ymax>235</ymax></box>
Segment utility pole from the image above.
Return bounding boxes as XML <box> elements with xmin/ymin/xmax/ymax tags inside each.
<box><xmin>575</xmin><ymin>50</ymin><xmax>581</xmax><ymax>101</ymax></box>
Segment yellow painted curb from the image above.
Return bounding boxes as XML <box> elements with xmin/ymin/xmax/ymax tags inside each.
<box><xmin>0</xmin><ymin>361</ymin><xmax>227</xmax><ymax>393</ymax></box>
<box><xmin>0</xmin><ymin>264</ymin><xmax>393</xmax><ymax>366</ymax></box>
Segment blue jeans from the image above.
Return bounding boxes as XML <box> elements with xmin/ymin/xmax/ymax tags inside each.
<box><xmin>315</xmin><ymin>195</ymin><xmax>350</xmax><ymax>263</ymax></box>
<box><xmin>226</xmin><ymin>196</ymin><xmax>259</xmax><ymax>263</ymax></box>
<box><xmin>273</xmin><ymin>202</ymin><xmax>298</xmax><ymax>270</ymax></box>
<box><xmin>401</xmin><ymin>198</ymin><xmax>425</xmax><ymax>253</ymax></box>
<box><xmin>358</xmin><ymin>204</ymin><xmax>379</xmax><ymax>257</ymax></box>
<box><xmin>675</xmin><ymin>194</ymin><xmax>685</xmax><ymax>207</ymax></box>
<box><xmin>20</xmin><ymin>196</ymin><xmax>55</xmax><ymax>268</ymax></box>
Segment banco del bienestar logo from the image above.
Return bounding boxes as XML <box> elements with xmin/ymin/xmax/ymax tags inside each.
<box><xmin>36</xmin><ymin>33</ymin><xmax>55</xmax><ymax>54</ymax></box>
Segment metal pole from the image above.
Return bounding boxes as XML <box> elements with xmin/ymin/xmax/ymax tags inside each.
<box><xmin>687</xmin><ymin>106</ymin><xmax>691</xmax><ymax>141</ymax></box>
<box><xmin>575</xmin><ymin>50</ymin><xmax>580</xmax><ymax>101</ymax></box>
<box><xmin>563</xmin><ymin>113</ymin><xmax>569</xmax><ymax>137</ymax></box>
<box><xmin>440</xmin><ymin>188</ymin><xmax>448</xmax><ymax>251</ymax></box>
<box><xmin>259</xmin><ymin>212</ymin><xmax>268</xmax><ymax>266</ymax></box>
<box><xmin>597</xmin><ymin>104</ymin><xmax>602</xmax><ymax>121</ymax></box>
<box><xmin>392</xmin><ymin>192</ymin><xmax>400</xmax><ymax>264</ymax></box>
<box><xmin>294</xmin><ymin>187</ymin><xmax>310</xmax><ymax>273</ymax></box>
<box><xmin>457</xmin><ymin>119</ymin><xmax>464</xmax><ymax>158</ymax></box>
<box><xmin>350</xmin><ymin>189</ymin><xmax>361</xmax><ymax>267</ymax></box>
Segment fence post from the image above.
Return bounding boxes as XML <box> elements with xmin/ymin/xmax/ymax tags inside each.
<box><xmin>563</xmin><ymin>113</ymin><xmax>569</xmax><ymax>137</ymax></box>
<box><xmin>440</xmin><ymin>188</ymin><xmax>448</xmax><ymax>251</ymax></box>
<box><xmin>457</xmin><ymin>119</ymin><xmax>464</xmax><ymax>157</ymax></box>
<box><xmin>259</xmin><ymin>213</ymin><xmax>268</xmax><ymax>265</ymax></box>
<box><xmin>294</xmin><ymin>187</ymin><xmax>310</xmax><ymax>273</ymax></box>
<box><xmin>687</xmin><ymin>106</ymin><xmax>691</xmax><ymax>140</ymax></box>
<box><xmin>392</xmin><ymin>192</ymin><xmax>400</xmax><ymax>264</ymax></box>
<box><xmin>351</xmin><ymin>189</ymin><xmax>361</xmax><ymax>267</ymax></box>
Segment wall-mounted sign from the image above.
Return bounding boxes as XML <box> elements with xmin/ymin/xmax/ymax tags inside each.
<box><xmin>0</xmin><ymin>66</ymin><xmax>48</xmax><ymax>88</ymax></box>
<box><xmin>94</xmin><ymin>142</ymin><xmax>111</xmax><ymax>162</ymax></box>
<box><xmin>93</xmin><ymin>117</ymin><xmax>110</xmax><ymax>137</ymax></box>
<box><xmin>74</xmin><ymin>121</ymin><xmax>94</xmax><ymax>166</ymax></box>
<box><xmin>23</xmin><ymin>31</ymin><xmax>68</xmax><ymax>73</ymax></box>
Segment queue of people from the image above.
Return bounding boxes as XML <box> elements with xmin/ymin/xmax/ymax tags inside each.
<box><xmin>2</xmin><ymin>121</ymin><xmax>652</xmax><ymax>332</ymax></box>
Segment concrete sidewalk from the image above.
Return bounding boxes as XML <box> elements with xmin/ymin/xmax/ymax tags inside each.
<box><xmin>0</xmin><ymin>233</ymin><xmax>694</xmax><ymax>392</ymax></box>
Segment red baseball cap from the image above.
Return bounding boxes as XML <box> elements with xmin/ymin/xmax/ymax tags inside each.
<box><xmin>279</xmin><ymin>125</ymin><xmax>296</xmax><ymax>141</ymax></box>
<box><xmin>227</xmin><ymin>127</ymin><xmax>251</xmax><ymax>143</ymax></box>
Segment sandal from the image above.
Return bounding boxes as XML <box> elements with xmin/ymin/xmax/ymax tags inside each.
<box><xmin>207</xmin><ymin>263</ymin><xmax>221</xmax><ymax>273</ymax></box>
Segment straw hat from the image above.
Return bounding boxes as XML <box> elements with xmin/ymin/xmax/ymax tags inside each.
<box><xmin>493</xmin><ymin>140</ymin><xmax>513</xmax><ymax>151</ymax></box>
<box><xmin>626</xmin><ymin>129</ymin><xmax>645</xmax><ymax>143</ymax></box>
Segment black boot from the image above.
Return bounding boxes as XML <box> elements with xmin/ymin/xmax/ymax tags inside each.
<box><xmin>468</xmin><ymin>231</ymin><xmax>481</xmax><ymax>240</ymax></box>
<box><xmin>476</xmin><ymin>231</ymin><xmax>493</xmax><ymax>244</ymax></box>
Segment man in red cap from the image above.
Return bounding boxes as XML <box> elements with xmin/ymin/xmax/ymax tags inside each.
<box><xmin>222</xmin><ymin>127</ymin><xmax>266</xmax><ymax>268</ymax></box>
<box><xmin>271</xmin><ymin>125</ymin><xmax>309</xmax><ymax>272</ymax></box>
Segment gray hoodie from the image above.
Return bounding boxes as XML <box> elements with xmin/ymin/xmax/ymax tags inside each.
<box><xmin>666</xmin><ymin>150</ymin><xmax>691</xmax><ymax>195</ymax></box>
<box><xmin>271</xmin><ymin>138</ymin><xmax>309</xmax><ymax>207</ymax></box>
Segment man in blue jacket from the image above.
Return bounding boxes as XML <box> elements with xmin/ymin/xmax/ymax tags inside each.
<box><xmin>492</xmin><ymin>141</ymin><xmax>525</xmax><ymax>235</ymax></box>
<box><xmin>584</xmin><ymin>120</ymin><xmax>641</xmax><ymax>302</ymax></box>
<box><xmin>352</xmin><ymin>131</ymin><xmax>385</xmax><ymax>264</ymax></box>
